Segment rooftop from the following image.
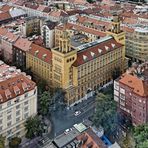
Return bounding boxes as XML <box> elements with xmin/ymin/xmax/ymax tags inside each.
<box><xmin>53</xmin><ymin>127</ymin><xmax>80</xmax><ymax>148</ymax></box>
<box><xmin>0</xmin><ymin>60</ymin><xmax>36</xmax><ymax>104</ymax></box>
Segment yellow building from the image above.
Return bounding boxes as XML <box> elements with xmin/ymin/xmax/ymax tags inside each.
<box><xmin>26</xmin><ymin>15</ymin><xmax>126</xmax><ymax>106</ymax></box>
<box><xmin>26</xmin><ymin>43</ymin><xmax>52</xmax><ymax>84</ymax></box>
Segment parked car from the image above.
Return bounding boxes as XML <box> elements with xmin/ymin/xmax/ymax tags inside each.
<box><xmin>74</xmin><ymin>111</ymin><xmax>81</xmax><ymax>116</ymax></box>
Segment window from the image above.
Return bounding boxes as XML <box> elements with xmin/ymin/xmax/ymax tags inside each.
<box><xmin>24</xmin><ymin>113</ymin><xmax>29</xmax><ymax>119</ymax></box>
<box><xmin>7</xmin><ymin>115</ymin><xmax>11</xmax><ymax>120</ymax></box>
<box><xmin>25</xmin><ymin>93</ymin><xmax>28</xmax><ymax>98</ymax></box>
<box><xmin>16</xmin><ymin>117</ymin><xmax>20</xmax><ymax>122</ymax></box>
<box><xmin>7</xmin><ymin>101</ymin><xmax>11</xmax><ymax>107</ymax></box>
<box><xmin>24</xmin><ymin>101</ymin><xmax>28</xmax><ymax>106</ymax></box>
<box><xmin>16</xmin><ymin>105</ymin><xmax>20</xmax><ymax>109</ymax></box>
<box><xmin>24</xmin><ymin>106</ymin><xmax>28</xmax><ymax>112</ymax></box>
<box><xmin>0</xmin><ymin>105</ymin><xmax>2</xmax><ymax>110</ymax></box>
<box><xmin>7</xmin><ymin>109</ymin><xmax>11</xmax><ymax>114</ymax></box>
<box><xmin>16</xmin><ymin>110</ymin><xmax>20</xmax><ymax>116</ymax></box>
<box><xmin>7</xmin><ymin>122</ymin><xmax>11</xmax><ymax>127</ymax></box>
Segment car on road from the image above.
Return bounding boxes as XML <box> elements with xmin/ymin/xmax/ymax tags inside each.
<box><xmin>74</xmin><ymin>111</ymin><xmax>81</xmax><ymax>116</ymax></box>
<box><xmin>64</xmin><ymin>129</ymin><xmax>70</xmax><ymax>134</ymax></box>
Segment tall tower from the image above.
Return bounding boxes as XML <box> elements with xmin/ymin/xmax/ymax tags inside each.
<box><xmin>107</xmin><ymin>14</ymin><xmax>125</xmax><ymax>45</ymax></box>
<box><xmin>51</xmin><ymin>31</ymin><xmax>77</xmax><ymax>90</ymax></box>
<box><xmin>107</xmin><ymin>14</ymin><xmax>126</xmax><ymax>72</ymax></box>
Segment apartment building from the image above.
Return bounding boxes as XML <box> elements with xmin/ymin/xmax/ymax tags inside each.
<box><xmin>125</xmin><ymin>28</ymin><xmax>148</xmax><ymax>63</ymax></box>
<box><xmin>19</xmin><ymin>16</ymin><xmax>42</xmax><ymax>37</ymax></box>
<box><xmin>41</xmin><ymin>20</ymin><xmax>57</xmax><ymax>48</ymax></box>
<box><xmin>114</xmin><ymin>62</ymin><xmax>148</xmax><ymax>126</ymax></box>
<box><xmin>0</xmin><ymin>60</ymin><xmax>37</xmax><ymax>145</ymax></box>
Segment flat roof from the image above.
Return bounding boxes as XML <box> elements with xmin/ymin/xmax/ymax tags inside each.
<box><xmin>53</xmin><ymin>128</ymin><xmax>80</xmax><ymax>148</ymax></box>
<box><xmin>73</xmin><ymin>123</ymin><xmax>87</xmax><ymax>133</ymax></box>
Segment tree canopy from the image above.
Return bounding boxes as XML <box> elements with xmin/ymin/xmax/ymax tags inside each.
<box><xmin>93</xmin><ymin>93</ymin><xmax>117</xmax><ymax>135</ymax></box>
<box><xmin>25</xmin><ymin>115</ymin><xmax>44</xmax><ymax>139</ymax></box>
<box><xmin>133</xmin><ymin>124</ymin><xmax>148</xmax><ymax>148</ymax></box>
<box><xmin>9</xmin><ymin>137</ymin><xmax>21</xmax><ymax>148</ymax></box>
<box><xmin>38</xmin><ymin>91</ymin><xmax>51</xmax><ymax>116</ymax></box>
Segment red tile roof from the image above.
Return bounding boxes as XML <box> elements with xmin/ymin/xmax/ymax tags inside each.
<box><xmin>0</xmin><ymin>74</ymin><xmax>36</xmax><ymax>104</ymax></box>
<box><xmin>119</xmin><ymin>74</ymin><xmax>148</xmax><ymax>97</ymax></box>
<box><xmin>73</xmin><ymin>37</ymin><xmax>123</xmax><ymax>66</ymax></box>
<box><xmin>0</xmin><ymin>27</ymin><xmax>8</xmax><ymax>36</ymax></box>
<box><xmin>14</xmin><ymin>38</ymin><xmax>32</xmax><ymax>52</ymax></box>
<box><xmin>28</xmin><ymin>43</ymin><xmax>52</xmax><ymax>64</ymax></box>
<box><xmin>0</xmin><ymin>12</ymin><xmax>11</xmax><ymax>21</ymax></box>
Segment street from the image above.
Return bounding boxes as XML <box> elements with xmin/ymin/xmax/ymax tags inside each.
<box><xmin>20</xmin><ymin>96</ymin><xmax>96</xmax><ymax>148</ymax></box>
<box><xmin>49</xmin><ymin>96</ymin><xmax>96</xmax><ymax>138</ymax></box>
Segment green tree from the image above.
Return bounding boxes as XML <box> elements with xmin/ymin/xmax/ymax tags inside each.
<box><xmin>139</xmin><ymin>140</ymin><xmax>148</xmax><ymax>148</ymax></box>
<box><xmin>133</xmin><ymin>124</ymin><xmax>148</xmax><ymax>148</ymax></box>
<box><xmin>38</xmin><ymin>80</ymin><xmax>48</xmax><ymax>94</ymax></box>
<box><xmin>0</xmin><ymin>135</ymin><xmax>5</xmax><ymax>148</ymax></box>
<box><xmin>38</xmin><ymin>91</ymin><xmax>51</xmax><ymax>116</ymax></box>
<box><xmin>25</xmin><ymin>116</ymin><xmax>44</xmax><ymax>139</ymax></box>
<box><xmin>93</xmin><ymin>93</ymin><xmax>117</xmax><ymax>135</ymax></box>
<box><xmin>9</xmin><ymin>137</ymin><xmax>21</xmax><ymax>148</ymax></box>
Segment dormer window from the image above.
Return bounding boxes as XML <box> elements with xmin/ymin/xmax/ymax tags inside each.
<box><xmin>5</xmin><ymin>89</ymin><xmax>11</xmax><ymax>100</ymax></box>
<box><xmin>34</xmin><ymin>50</ymin><xmax>39</xmax><ymax>56</ymax></box>
<box><xmin>14</xmin><ymin>86</ymin><xmax>20</xmax><ymax>96</ymax></box>
<box><xmin>42</xmin><ymin>54</ymin><xmax>47</xmax><ymax>60</ymax></box>
<box><xmin>22</xmin><ymin>82</ymin><xmax>28</xmax><ymax>92</ymax></box>
<box><xmin>98</xmin><ymin>48</ymin><xmax>102</xmax><ymax>54</ymax></box>
<box><xmin>83</xmin><ymin>55</ymin><xmax>88</xmax><ymax>61</ymax></box>
<box><xmin>90</xmin><ymin>52</ymin><xmax>95</xmax><ymax>57</ymax></box>
<box><xmin>111</xmin><ymin>43</ymin><xmax>115</xmax><ymax>48</ymax></box>
<box><xmin>105</xmin><ymin>46</ymin><xmax>109</xmax><ymax>51</ymax></box>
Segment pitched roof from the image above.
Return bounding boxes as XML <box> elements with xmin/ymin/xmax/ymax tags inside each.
<box><xmin>119</xmin><ymin>74</ymin><xmax>148</xmax><ymax>97</ymax></box>
<box><xmin>0</xmin><ymin>5</ymin><xmax>12</xmax><ymax>12</ymax></box>
<box><xmin>0</xmin><ymin>27</ymin><xmax>8</xmax><ymax>36</ymax></box>
<box><xmin>13</xmin><ymin>38</ymin><xmax>32</xmax><ymax>52</ymax></box>
<box><xmin>0</xmin><ymin>74</ymin><xmax>36</xmax><ymax>104</ymax></box>
<box><xmin>0</xmin><ymin>12</ymin><xmax>11</xmax><ymax>21</ymax></box>
<box><xmin>73</xmin><ymin>37</ymin><xmax>123</xmax><ymax>66</ymax></box>
<box><xmin>28</xmin><ymin>43</ymin><xmax>52</xmax><ymax>64</ymax></box>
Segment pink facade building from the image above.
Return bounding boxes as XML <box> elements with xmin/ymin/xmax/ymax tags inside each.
<box><xmin>1</xmin><ymin>31</ymin><xmax>19</xmax><ymax>63</ymax></box>
<box><xmin>114</xmin><ymin>62</ymin><xmax>148</xmax><ymax>126</ymax></box>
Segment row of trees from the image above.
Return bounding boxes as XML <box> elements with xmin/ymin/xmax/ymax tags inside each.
<box><xmin>93</xmin><ymin>93</ymin><xmax>117</xmax><ymax>136</ymax></box>
<box><xmin>133</xmin><ymin>124</ymin><xmax>148</xmax><ymax>148</ymax></box>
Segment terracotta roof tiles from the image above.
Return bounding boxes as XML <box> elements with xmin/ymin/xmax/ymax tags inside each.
<box><xmin>28</xmin><ymin>43</ymin><xmax>52</xmax><ymax>64</ymax></box>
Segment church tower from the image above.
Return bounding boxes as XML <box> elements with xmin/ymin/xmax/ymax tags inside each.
<box><xmin>107</xmin><ymin>14</ymin><xmax>125</xmax><ymax>45</ymax></box>
<box><xmin>51</xmin><ymin>30</ymin><xmax>77</xmax><ymax>90</ymax></box>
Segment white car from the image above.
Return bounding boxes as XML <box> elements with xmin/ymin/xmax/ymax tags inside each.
<box><xmin>64</xmin><ymin>129</ymin><xmax>70</xmax><ymax>134</ymax></box>
<box><xmin>74</xmin><ymin>111</ymin><xmax>81</xmax><ymax>116</ymax></box>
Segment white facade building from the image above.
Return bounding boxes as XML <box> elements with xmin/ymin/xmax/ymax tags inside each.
<box><xmin>0</xmin><ymin>60</ymin><xmax>37</xmax><ymax>145</ymax></box>
<box><xmin>41</xmin><ymin>21</ymin><xmax>57</xmax><ymax>48</ymax></box>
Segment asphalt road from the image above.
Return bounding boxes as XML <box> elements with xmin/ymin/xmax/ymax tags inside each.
<box><xmin>49</xmin><ymin>97</ymin><xmax>96</xmax><ymax>138</ymax></box>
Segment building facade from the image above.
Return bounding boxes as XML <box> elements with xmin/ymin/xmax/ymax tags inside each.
<box><xmin>41</xmin><ymin>20</ymin><xmax>57</xmax><ymax>48</ymax></box>
<box><xmin>125</xmin><ymin>28</ymin><xmax>148</xmax><ymax>63</ymax></box>
<box><xmin>114</xmin><ymin>62</ymin><xmax>148</xmax><ymax>126</ymax></box>
<box><xmin>26</xmin><ymin>15</ymin><xmax>126</xmax><ymax>106</ymax></box>
<box><xmin>0</xmin><ymin>60</ymin><xmax>37</xmax><ymax>145</ymax></box>
<box><xmin>19</xmin><ymin>17</ymin><xmax>41</xmax><ymax>37</ymax></box>
<box><xmin>13</xmin><ymin>38</ymin><xmax>32</xmax><ymax>69</ymax></box>
<box><xmin>26</xmin><ymin>43</ymin><xmax>52</xmax><ymax>84</ymax></box>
